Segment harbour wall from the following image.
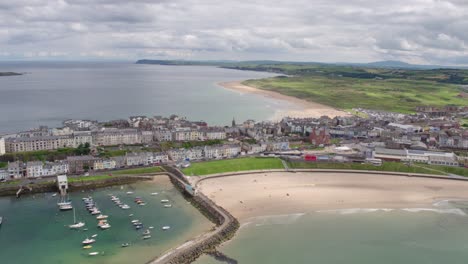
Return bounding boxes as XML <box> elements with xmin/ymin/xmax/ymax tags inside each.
<box><xmin>148</xmin><ymin>167</ymin><xmax>240</xmax><ymax>264</ymax></box>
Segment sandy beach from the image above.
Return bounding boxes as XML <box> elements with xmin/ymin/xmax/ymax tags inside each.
<box><xmin>219</xmin><ymin>81</ymin><xmax>350</xmax><ymax>120</ymax></box>
<box><xmin>197</xmin><ymin>172</ymin><xmax>468</xmax><ymax>222</ymax></box>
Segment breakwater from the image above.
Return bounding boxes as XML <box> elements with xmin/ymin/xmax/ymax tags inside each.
<box><xmin>149</xmin><ymin>168</ymin><xmax>240</xmax><ymax>264</ymax></box>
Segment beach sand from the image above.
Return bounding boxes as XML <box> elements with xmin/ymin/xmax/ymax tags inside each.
<box><xmin>197</xmin><ymin>172</ymin><xmax>468</xmax><ymax>222</ymax></box>
<box><xmin>219</xmin><ymin>81</ymin><xmax>350</xmax><ymax>120</ymax></box>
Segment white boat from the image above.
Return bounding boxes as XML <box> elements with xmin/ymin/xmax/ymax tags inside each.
<box><xmin>96</xmin><ymin>214</ymin><xmax>108</xmax><ymax>220</ymax></box>
<box><xmin>162</xmin><ymin>226</ymin><xmax>171</xmax><ymax>230</ymax></box>
<box><xmin>142</xmin><ymin>229</ymin><xmax>151</xmax><ymax>235</ymax></box>
<box><xmin>139</xmin><ymin>203</ymin><xmax>146</xmax><ymax>206</ymax></box>
<box><xmin>100</xmin><ymin>223</ymin><xmax>111</xmax><ymax>229</ymax></box>
<box><xmin>142</xmin><ymin>235</ymin><xmax>151</xmax><ymax>240</ymax></box>
<box><xmin>121</xmin><ymin>204</ymin><xmax>130</xmax><ymax>209</ymax></box>
<box><xmin>121</xmin><ymin>243</ymin><xmax>130</xmax><ymax>247</ymax></box>
<box><xmin>91</xmin><ymin>234</ymin><xmax>98</xmax><ymax>238</ymax></box>
<box><xmin>52</xmin><ymin>193</ymin><xmax>57</xmax><ymax>197</ymax></box>
<box><xmin>0</xmin><ymin>216</ymin><xmax>3</xmax><ymax>226</ymax></box>
<box><xmin>88</xmin><ymin>252</ymin><xmax>99</xmax><ymax>256</ymax></box>
<box><xmin>69</xmin><ymin>208</ymin><xmax>86</xmax><ymax>229</ymax></box>
<box><xmin>126</xmin><ymin>191</ymin><xmax>134</xmax><ymax>195</ymax></box>
<box><xmin>58</xmin><ymin>203</ymin><xmax>73</xmax><ymax>211</ymax></box>
<box><xmin>160</xmin><ymin>199</ymin><xmax>169</xmax><ymax>203</ymax></box>
<box><xmin>164</xmin><ymin>204</ymin><xmax>172</xmax><ymax>208</ymax></box>
<box><xmin>82</xmin><ymin>238</ymin><xmax>95</xmax><ymax>245</ymax></box>
<box><xmin>149</xmin><ymin>226</ymin><xmax>154</xmax><ymax>229</ymax></box>
<box><xmin>150</xmin><ymin>192</ymin><xmax>158</xmax><ymax>196</ymax></box>
<box><xmin>131</xmin><ymin>220</ymin><xmax>140</xmax><ymax>223</ymax></box>
<box><xmin>90</xmin><ymin>209</ymin><xmax>101</xmax><ymax>215</ymax></box>
<box><xmin>129</xmin><ymin>214</ymin><xmax>134</xmax><ymax>217</ymax></box>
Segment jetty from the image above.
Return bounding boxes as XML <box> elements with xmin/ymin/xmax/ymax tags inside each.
<box><xmin>148</xmin><ymin>166</ymin><xmax>239</xmax><ymax>264</ymax></box>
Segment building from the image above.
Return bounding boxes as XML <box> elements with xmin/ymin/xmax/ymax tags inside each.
<box><xmin>154</xmin><ymin>129</ymin><xmax>173</xmax><ymax>142</ymax></box>
<box><xmin>0</xmin><ymin>137</ymin><xmax>5</xmax><ymax>155</ymax></box>
<box><xmin>0</xmin><ymin>169</ymin><xmax>8</xmax><ymax>181</ymax></box>
<box><xmin>94</xmin><ymin>159</ymin><xmax>117</xmax><ymax>171</ymax></box>
<box><xmin>168</xmin><ymin>148</ymin><xmax>204</xmax><ymax>161</ymax></box>
<box><xmin>67</xmin><ymin>156</ymin><xmax>98</xmax><ymax>174</ymax></box>
<box><xmin>201</xmin><ymin>128</ymin><xmax>227</xmax><ymax>140</ymax></box>
<box><xmin>26</xmin><ymin>161</ymin><xmax>45</xmax><ymax>178</ymax></box>
<box><xmin>73</xmin><ymin>131</ymin><xmax>93</xmax><ymax>147</ymax></box>
<box><xmin>153</xmin><ymin>152</ymin><xmax>169</xmax><ymax>164</ymax></box>
<box><xmin>94</xmin><ymin>129</ymin><xmax>141</xmax><ymax>146</ymax></box>
<box><xmin>43</xmin><ymin>161</ymin><xmax>69</xmax><ymax>176</ymax></box>
<box><xmin>309</xmin><ymin>127</ymin><xmax>331</xmax><ymax>146</ymax></box>
<box><xmin>8</xmin><ymin>161</ymin><xmax>24</xmax><ymax>179</ymax></box>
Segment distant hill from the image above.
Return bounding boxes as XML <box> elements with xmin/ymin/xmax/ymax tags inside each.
<box><xmin>136</xmin><ymin>59</ymin><xmax>465</xmax><ymax>70</ymax></box>
<box><xmin>0</xmin><ymin>72</ymin><xmax>22</xmax><ymax>76</ymax></box>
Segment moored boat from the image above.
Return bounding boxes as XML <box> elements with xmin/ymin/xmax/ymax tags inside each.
<box><xmin>96</xmin><ymin>214</ymin><xmax>108</xmax><ymax>220</ymax></box>
<box><xmin>162</xmin><ymin>226</ymin><xmax>171</xmax><ymax>230</ymax></box>
<box><xmin>82</xmin><ymin>238</ymin><xmax>95</xmax><ymax>245</ymax></box>
<box><xmin>142</xmin><ymin>235</ymin><xmax>151</xmax><ymax>240</ymax></box>
<box><xmin>160</xmin><ymin>199</ymin><xmax>169</xmax><ymax>203</ymax></box>
<box><xmin>88</xmin><ymin>252</ymin><xmax>99</xmax><ymax>256</ymax></box>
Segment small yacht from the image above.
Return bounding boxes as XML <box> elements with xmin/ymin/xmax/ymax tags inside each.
<box><xmin>69</xmin><ymin>222</ymin><xmax>85</xmax><ymax>229</ymax></box>
<box><xmin>100</xmin><ymin>223</ymin><xmax>111</xmax><ymax>230</ymax></box>
<box><xmin>0</xmin><ymin>216</ymin><xmax>3</xmax><ymax>226</ymax></box>
<box><xmin>121</xmin><ymin>204</ymin><xmax>130</xmax><ymax>209</ymax></box>
<box><xmin>162</xmin><ymin>226</ymin><xmax>171</xmax><ymax>230</ymax></box>
<box><xmin>83</xmin><ymin>245</ymin><xmax>92</xmax><ymax>249</ymax></box>
<box><xmin>121</xmin><ymin>243</ymin><xmax>130</xmax><ymax>247</ymax></box>
<box><xmin>150</xmin><ymin>192</ymin><xmax>158</xmax><ymax>196</ymax></box>
<box><xmin>149</xmin><ymin>226</ymin><xmax>154</xmax><ymax>229</ymax></box>
<box><xmin>160</xmin><ymin>199</ymin><xmax>169</xmax><ymax>203</ymax></box>
<box><xmin>131</xmin><ymin>219</ymin><xmax>140</xmax><ymax>223</ymax></box>
<box><xmin>90</xmin><ymin>209</ymin><xmax>101</xmax><ymax>215</ymax></box>
<box><xmin>58</xmin><ymin>202</ymin><xmax>73</xmax><ymax>211</ymax></box>
<box><xmin>91</xmin><ymin>234</ymin><xmax>98</xmax><ymax>238</ymax></box>
<box><xmin>52</xmin><ymin>193</ymin><xmax>57</xmax><ymax>197</ymax></box>
<box><xmin>142</xmin><ymin>229</ymin><xmax>151</xmax><ymax>235</ymax></box>
<box><xmin>82</xmin><ymin>238</ymin><xmax>96</xmax><ymax>245</ymax></box>
<box><xmin>126</xmin><ymin>191</ymin><xmax>134</xmax><ymax>195</ymax></box>
<box><xmin>164</xmin><ymin>204</ymin><xmax>172</xmax><ymax>208</ymax></box>
<box><xmin>88</xmin><ymin>252</ymin><xmax>99</xmax><ymax>256</ymax></box>
<box><xmin>96</xmin><ymin>214</ymin><xmax>108</xmax><ymax>220</ymax></box>
<box><xmin>142</xmin><ymin>235</ymin><xmax>151</xmax><ymax>240</ymax></box>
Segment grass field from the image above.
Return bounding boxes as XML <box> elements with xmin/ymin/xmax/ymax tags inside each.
<box><xmin>244</xmin><ymin>75</ymin><xmax>466</xmax><ymax>113</ymax></box>
<box><xmin>287</xmin><ymin>161</ymin><xmax>448</xmax><ymax>175</ymax></box>
<box><xmin>182</xmin><ymin>157</ymin><xmax>284</xmax><ymax>176</ymax></box>
<box><xmin>112</xmin><ymin>167</ymin><xmax>163</xmax><ymax>175</ymax></box>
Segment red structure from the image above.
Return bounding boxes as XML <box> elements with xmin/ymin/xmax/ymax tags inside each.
<box><xmin>309</xmin><ymin>127</ymin><xmax>331</xmax><ymax>146</ymax></box>
<box><xmin>304</xmin><ymin>155</ymin><xmax>317</xmax><ymax>161</ymax></box>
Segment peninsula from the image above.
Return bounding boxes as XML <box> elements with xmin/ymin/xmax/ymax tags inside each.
<box><xmin>0</xmin><ymin>72</ymin><xmax>22</xmax><ymax>76</ymax></box>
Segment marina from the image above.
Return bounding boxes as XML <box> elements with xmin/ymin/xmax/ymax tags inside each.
<box><xmin>0</xmin><ymin>178</ymin><xmax>213</xmax><ymax>264</ymax></box>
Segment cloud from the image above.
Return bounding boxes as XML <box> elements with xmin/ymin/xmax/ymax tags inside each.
<box><xmin>0</xmin><ymin>0</ymin><xmax>467</xmax><ymax>65</ymax></box>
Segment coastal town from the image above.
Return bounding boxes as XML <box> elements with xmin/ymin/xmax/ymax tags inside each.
<box><xmin>0</xmin><ymin>104</ymin><xmax>466</xmax><ymax>181</ymax></box>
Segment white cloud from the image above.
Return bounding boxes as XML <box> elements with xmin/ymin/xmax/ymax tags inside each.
<box><xmin>0</xmin><ymin>0</ymin><xmax>466</xmax><ymax>65</ymax></box>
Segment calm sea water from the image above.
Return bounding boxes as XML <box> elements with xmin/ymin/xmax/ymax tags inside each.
<box><xmin>0</xmin><ymin>180</ymin><xmax>212</xmax><ymax>264</ymax></box>
<box><xmin>0</xmin><ymin>61</ymin><xmax>283</xmax><ymax>134</ymax></box>
<box><xmin>196</xmin><ymin>203</ymin><xmax>468</xmax><ymax>264</ymax></box>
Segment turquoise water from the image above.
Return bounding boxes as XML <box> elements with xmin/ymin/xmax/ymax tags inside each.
<box><xmin>0</xmin><ymin>180</ymin><xmax>213</xmax><ymax>264</ymax></box>
<box><xmin>196</xmin><ymin>205</ymin><xmax>468</xmax><ymax>264</ymax></box>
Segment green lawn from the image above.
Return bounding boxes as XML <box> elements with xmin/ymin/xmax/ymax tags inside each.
<box><xmin>112</xmin><ymin>166</ymin><xmax>163</xmax><ymax>175</ymax></box>
<box><xmin>418</xmin><ymin>164</ymin><xmax>468</xmax><ymax>177</ymax></box>
<box><xmin>0</xmin><ymin>161</ymin><xmax>7</xmax><ymax>168</ymax></box>
<box><xmin>182</xmin><ymin>157</ymin><xmax>284</xmax><ymax>176</ymax></box>
<box><xmin>287</xmin><ymin>161</ymin><xmax>447</xmax><ymax>175</ymax></box>
<box><xmin>244</xmin><ymin>75</ymin><xmax>467</xmax><ymax>113</ymax></box>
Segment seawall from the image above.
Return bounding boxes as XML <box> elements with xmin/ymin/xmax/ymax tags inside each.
<box><xmin>148</xmin><ymin>167</ymin><xmax>240</xmax><ymax>264</ymax></box>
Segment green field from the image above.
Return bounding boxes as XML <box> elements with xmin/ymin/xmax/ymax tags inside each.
<box><xmin>182</xmin><ymin>157</ymin><xmax>284</xmax><ymax>176</ymax></box>
<box><xmin>287</xmin><ymin>161</ymin><xmax>448</xmax><ymax>175</ymax></box>
<box><xmin>111</xmin><ymin>166</ymin><xmax>163</xmax><ymax>175</ymax></box>
<box><xmin>244</xmin><ymin>75</ymin><xmax>466</xmax><ymax>113</ymax></box>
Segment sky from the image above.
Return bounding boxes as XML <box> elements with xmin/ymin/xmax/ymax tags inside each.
<box><xmin>0</xmin><ymin>0</ymin><xmax>467</xmax><ymax>65</ymax></box>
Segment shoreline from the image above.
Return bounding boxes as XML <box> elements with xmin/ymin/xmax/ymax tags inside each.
<box><xmin>218</xmin><ymin>80</ymin><xmax>350</xmax><ymax>120</ymax></box>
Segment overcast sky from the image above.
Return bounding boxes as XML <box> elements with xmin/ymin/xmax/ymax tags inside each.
<box><xmin>0</xmin><ymin>0</ymin><xmax>467</xmax><ymax>64</ymax></box>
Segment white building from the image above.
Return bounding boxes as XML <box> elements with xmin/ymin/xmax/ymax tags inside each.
<box><xmin>26</xmin><ymin>161</ymin><xmax>45</xmax><ymax>178</ymax></box>
<box><xmin>0</xmin><ymin>169</ymin><xmax>8</xmax><ymax>181</ymax></box>
<box><xmin>154</xmin><ymin>129</ymin><xmax>173</xmax><ymax>142</ymax></box>
<box><xmin>0</xmin><ymin>137</ymin><xmax>6</xmax><ymax>155</ymax></box>
<box><xmin>73</xmin><ymin>131</ymin><xmax>93</xmax><ymax>147</ymax></box>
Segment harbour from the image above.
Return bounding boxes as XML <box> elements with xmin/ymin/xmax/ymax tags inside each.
<box><xmin>0</xmin><ymin>176</ymin><xmax>213</xmax><ymax>264</ymax></box>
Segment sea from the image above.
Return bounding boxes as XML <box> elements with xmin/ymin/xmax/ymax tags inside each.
<box><xmin>0</xmin><ymin>180</ymin><xmax>213</xmax><ymax>264</ymax></box>
<box><xmin>195</xmin><ymin>202</ymin><xmax>468</xmax><ymax>264</ymax></box>
<box><xmin>0</xmin><ymin>61</ymin><xmax>285</xmax><ymax>134</ymax></box>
